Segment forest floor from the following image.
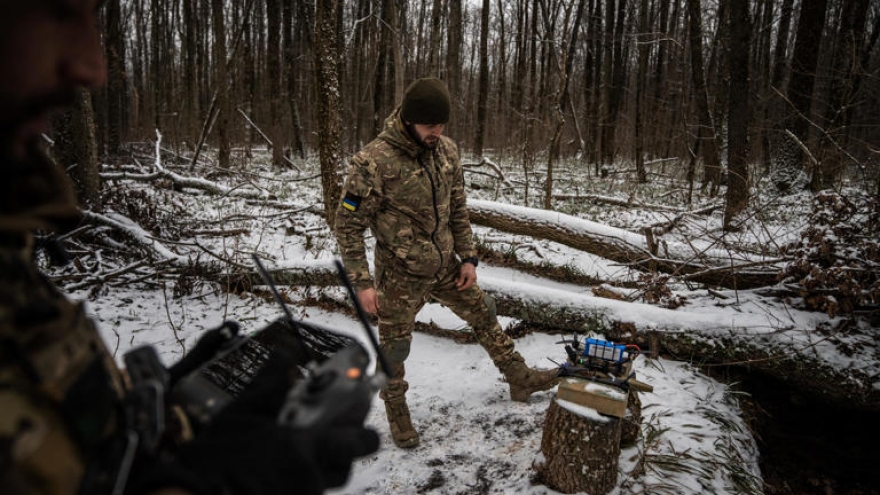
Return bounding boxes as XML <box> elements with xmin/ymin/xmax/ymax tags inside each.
<box><xmin>49</xmin><ymin>143</ymin><xmax>879</xmax><ymax>494</ymax></box>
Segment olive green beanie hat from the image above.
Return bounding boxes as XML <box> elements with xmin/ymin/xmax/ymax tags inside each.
<box><xmin>400</xmin><ymin>77</ymin><xmax>451</xmax><ymax>124</ymax></box>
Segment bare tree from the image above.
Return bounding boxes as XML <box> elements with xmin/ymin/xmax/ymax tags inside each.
<box><xmin>724</xmin><ymin>0</ymin><xmax>752</xmax><ymax>230</ymax></box>
<box><xmin>447</xmin><ymin>0</ymin><xmax>463</xmax><ymax>137</ymax></box>
<box><xmin>474</xmin><ymin>0</ymin><xmax>490</xmax><ymax>157</ymax></box>
<box><xmin>314</xmin><ymin>0</ymin><xmax>344</xmax><ymax>227</ymax></box>
<box><xmin>633</xmin><ymin>0</ymin><xmax>650</xmax><ymax>183</ymax></box>
<box><xmin>282</xmin><ymin>0</ymin><xmax>306</xmax><ymax>158</ymax></box>
<box><xmin>814</xmin><ymin>0</ymin><xmax>871</xmax><ymax>190</ymax></box>
<box><xmin>428</xmin><ymin>0</ymin><xmax>443</xmax><ymax>77</ymax></box>
<box><xmin>212</xmin><ymin>0</ymin><xmax>231</xmax><ymax>168</ymax></box>
<box><xmin>103</xmin><ymin>0</ymin><xmax>127</xmax><ymax>156</ymax></box>
<box><xmin>267</xmin><ymin>0</ymin><xmax>285</xmax><ymax>167</ymax></box>
<box><xmin>545</xmin><ymin>0</ymin><xmax>588</xmax><ymax>210</ymax></box>
<box><xmin>772</xmin><ymin>0</ymin><xmax>829</xmax><ymax>192</ymax></box>
<box><xmin>686</xmin><ymin>0</ymin><xmax>722</xmax><ymax>196</ymax></box>
<box><xmin>52</xmin><ymin>89</ymin><xmax>101</xmax><ymax>210</ymax></box>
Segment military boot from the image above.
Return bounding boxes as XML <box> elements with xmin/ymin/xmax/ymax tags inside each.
<box><xmin>502</xmin><ymin>359</ymin><xmax>559</xmax><ymax>402</ymax></box>
<box><xmin>384</xmin><ymin>399</ymin><xmax>419</xmax><ymax>448</ymax></box>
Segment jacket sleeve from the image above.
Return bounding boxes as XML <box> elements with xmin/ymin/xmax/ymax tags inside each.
<box><xmin>333</xmin><ymin>154</ymin><xmax>383</xmax><ymax>291</ymax></box>
<box><xmin>445</xmin><ymin>141</ymin><xmax>477</xmax><ymax>260</ymax></box>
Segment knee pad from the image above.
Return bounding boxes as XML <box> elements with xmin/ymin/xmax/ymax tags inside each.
<box><xmin>384</xmin><ymin>339</ymin><xmax>412</xmax><ymax>363</ymax></box>
<box><xmin>482</xmin><ymin>293</ymin><xmax>497</xmax><ymax>321</ymax></box>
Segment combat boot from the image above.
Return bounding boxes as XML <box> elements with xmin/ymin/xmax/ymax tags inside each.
<box><xmin>503</xmin><ymin>360</ymin><xmax>559</xmax><ymax>402</ymax></box>
<box><xmin>384</xmin><ymin>399</ymin><xmax>419</xmax><ymax>448</ymax></box>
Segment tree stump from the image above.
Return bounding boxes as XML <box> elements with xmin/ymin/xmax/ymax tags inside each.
<box><xmin>621</xmin><ymin>389</ymin><xmax>642</xmax><ymax>447</ymax></box>
<box><xmin>536</xmin><ymin>398</ymin><xmax>621</xmax><ymax>494</ymax></box>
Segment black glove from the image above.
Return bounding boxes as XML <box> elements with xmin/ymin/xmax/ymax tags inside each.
<box><xmin>129</xmin><ymin>349</ymin><xmax>380</xmax><ymax>495</ymax></box>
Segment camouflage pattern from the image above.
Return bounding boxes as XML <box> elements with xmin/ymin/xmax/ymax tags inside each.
<box><xmin>383</xmin><ymin>398</ymin><xmax>419</xmax><ymax>449</ymax></box>
<box><xmin>334</xmin><ymin>109</ymin><xmax>557</xmax><ymax>432</ymax></box>
<box><xmin>1</xmin><ymin>156</ymin><xmax>127</xmax><ymax>494</ymax></box>
<box><xmin>376</xmin><ymin>261</ymin><xmax>517</xmax><ymax>403</ymax></box>
<box><xmin>334</xmin><ymin>109</ymin><xmax>477</xmax><ymax>292</ymax></box>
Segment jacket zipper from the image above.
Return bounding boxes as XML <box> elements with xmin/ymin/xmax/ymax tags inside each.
<box><xmin>418</xmin><ymin>155</ymin><xmax>444</xmax><ymax>274</ymax></box>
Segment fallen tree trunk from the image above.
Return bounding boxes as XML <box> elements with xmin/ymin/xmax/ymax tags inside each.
<box><xmin>257</xmin><ymin>266</ymin><xmax>880</xmax><ymax>414</ymax></box>
<box><xmin>550</xmin><ymin>193</ymin><xmax>691</xmax><ymax>213</ymax></box>
<box><xmin>475</xmin><ymin>275</ymin><xmax>880</xmax><ymax>413</ymax></box>
<box><xmin>467</xmin><ymin>199</ymin><xmax>780</xmax><ymax>289</ymax></box>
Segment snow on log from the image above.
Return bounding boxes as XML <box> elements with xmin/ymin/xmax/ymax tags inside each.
<box><xmin>478</xmin><ymin>274</ymin><xmax>880</xmax><ymax>412</ymax></box>
<box><xmin>466</xmin><ymin>199</ymin><xmax>779</xmax><ymax>289</ymax></box>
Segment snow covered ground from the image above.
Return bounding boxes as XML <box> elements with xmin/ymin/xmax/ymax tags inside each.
<box><xmin>54</xmin><ymin>147</ymin><xmax>872</xmax><ymax>494</ymax></box>
<box><xmin>75</xmin><ymin>272</ymin><xmax>761</xmax><ymax>495</ymax></box>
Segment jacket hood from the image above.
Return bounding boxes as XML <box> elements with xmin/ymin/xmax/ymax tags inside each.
<box><xmin>378</xmin><ymin>107</ymin><xmax>427</xmax><ymax>159</ymax></box>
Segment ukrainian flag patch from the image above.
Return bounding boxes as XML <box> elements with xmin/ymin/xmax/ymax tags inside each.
<box><xmin>342</xmin><ymin>192</ymin><xmax>362</xmax><ymax>212</ymax></box>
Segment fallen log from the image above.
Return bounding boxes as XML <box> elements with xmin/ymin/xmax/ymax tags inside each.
<box><xmin>209</xmin><ymin>263</ymin><xmax>879</xmax><ymax>413</ymax></box>
<box><xmin>475</xmin><ymin>275</ymin><xmax>880</xmax><ymax>413</ymax></box>
<box><xmin>467</xmin><ymin>199</ymin><xmax>780</xmax><ymax>289</ymax></box>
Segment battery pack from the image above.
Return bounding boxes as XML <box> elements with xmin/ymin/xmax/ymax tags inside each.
<box><xmin>583</xmin><ymin>338</ymin><xmax>628</xmax><ymax>363</ymax></box>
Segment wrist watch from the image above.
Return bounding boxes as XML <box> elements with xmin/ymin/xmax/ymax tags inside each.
<box><xmin>461</xmin><ymin>256</ymin><xmax>479</xmax><ymax>267</ymax></box>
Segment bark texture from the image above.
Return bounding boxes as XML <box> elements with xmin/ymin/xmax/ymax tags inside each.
<box><xmin>537</xmin><ymin>398</ymin><xmax>621</xmax><ymax>494</ymax></box>
<box><xmin>467</xmin><ymin>201</ymin><xmax>778</xmax><ymax>289</ymax></box>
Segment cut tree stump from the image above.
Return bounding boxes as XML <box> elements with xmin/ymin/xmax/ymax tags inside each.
<box><xmin>536</xmin><ymin>398</ymin><xmax>621</xmax><ymax>494</ymax></box>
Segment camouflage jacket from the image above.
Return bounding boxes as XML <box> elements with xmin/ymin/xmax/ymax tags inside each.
<box><xmin>0</xmin><ymin>155</ymin><xmax>128</xmax><ymax>495</ymax></box>
<box><xmin>334</xmin><ymin>110</ymin><xmax>477</xmax><ymax>291</ymax></box>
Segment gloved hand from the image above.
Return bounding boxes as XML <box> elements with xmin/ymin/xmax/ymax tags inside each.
<box><xmin>129</xmin><ymin>349</ymin><xmax>380</xmax><ymax>495</ymax></box>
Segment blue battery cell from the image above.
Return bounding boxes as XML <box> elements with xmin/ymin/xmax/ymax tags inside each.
<box><xmin>583</xmin><ymin>338</ymin><xmax>627</xmax><ymax>363</ymax></box>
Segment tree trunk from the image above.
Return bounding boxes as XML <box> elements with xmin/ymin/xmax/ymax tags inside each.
<box><xmin>686</xmin><ymin>0</ymin><xmax>722</xmax><ymax>196</ymax></box>
<box><xmin>467</xmin><ymin>199</ymin><xmax>779</xmax><ymax>289</ymax></box>
<box><xmin>723</xmin><ymin>0</ymin><xmax>751</xmax><ymax>230</ymax></box>
<box><xmin>447</xmin><ymin>0</ymin><xmax>463</xmax><ymax>137</ymax></box>
<box><xmin>104</xmin><ymin>0</ymin><xmax>127</xmax><ymax>156</ymax></box>
<box><xmin>374</xmin><ymin>0</ymin><xmax>397</xmax><ymax>135</ymax></box>
<box><xmin>537</xmin><ymin>398</ymin><xmax>621</xmax><ymax>495</ymax></box>
<box><xmin>211</xmin><ymin>0</ymin><xmax>231</xmax><ymax>168</ymax></box>
<box><xmin>634</xmin><ymin>0</ymin><xmax>649</xmax><ymax>183</ymax></box>
<box><xmin>266</xmin><ymin>0</ymin><xmax>285</xmax><ymax>167</ymax></box>
<box><xmin>52</xmin><ymin>89</ymin><xmax>102</xmax><ymax>211</ymax></box>
<box><xmin>544</xmin><ymin>0</ymin><xmax>587</xmax><ymax>210</ymax></box>
<box><xmin>650</xmin><ymin>0</ymin><xmax>671</xmax><ymax>156</ymax></box>
<box><xmin>495</xmin><ymin>0</ymin><xmax>508</xmax><ymax>146</ymax></box>
<box><xmin>282</xmin><ymin>0</ymin><xmax>305</xmax><ymax>159</ymax></box>
<box><xmin>314</xmin><ymin>0</ymin><xmax>344</xmax><ymax>228</ymax></box>
<box><xmin>428</xmin><ymin>0</ymin><xmax>443</xmax><ymax>77</ymax></box>
<box><xmin>813</xmin><ymin>0</ymin><xmax>870</xmax><ymax>190</ymax></box>
<box><xmin>150</xmin><ymin>0</ymin><xmax>162</xmax><ymax>132</ymax></box>
<box><xmin>600</xmin><ymin>0</ymin><xmax>615</xmax><ymax>164</ymax></box>
<box><xmin>772</xmin><ymin>0</ymin><xmax>828</xmax><ymax>192</ymax></box>
<box><xmin>474</xmin><ymin>0</ymin><xmax>490</xmax><ymax>157</ymax></box>
<box><xmin>584</xmin><ymin>0</ymin><xmax>602</xmax><ymax>169</ymax></box>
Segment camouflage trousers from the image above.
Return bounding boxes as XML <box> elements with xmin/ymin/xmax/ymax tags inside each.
<box><xmin>376</xmin><ymin>260</ymin><xmax>516</xmax><ymax>402</ymax></box>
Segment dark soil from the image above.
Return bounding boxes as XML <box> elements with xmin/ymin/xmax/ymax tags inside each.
<box><xmin>739</xmin><ymin>372</ymin><xmax>880</xmax><ymax>495</ymax></box>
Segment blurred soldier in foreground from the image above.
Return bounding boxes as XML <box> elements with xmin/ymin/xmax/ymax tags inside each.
<box><xmin>334</xmin><ymin>77</ymin><xmax>559</xmax><ymax>449</ymax></box>
<box><xmin>0</xmin><ymin>2</ymin><xmax>377</xmax><ymax>493</ymax></box>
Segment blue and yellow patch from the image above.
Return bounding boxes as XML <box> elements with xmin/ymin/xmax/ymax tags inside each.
<box><xmin>342</xmin><ymin>192</ymin><xmax>362</xmax><ymax>212</ymax></box>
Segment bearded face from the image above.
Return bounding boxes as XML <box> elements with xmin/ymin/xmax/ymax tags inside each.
<box><xmin>410</xmin><ymin>123</ymin><xmax>446</xmax><ymax>149</ymax></box>
<box><xmin>0</xmin><ymin>1</ymin><xmax>105</xmax><ymax>165</ymax></box>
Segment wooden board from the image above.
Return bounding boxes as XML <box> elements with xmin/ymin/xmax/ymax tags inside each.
<box><xmin>556</xmin><ymin>378</ymin><xmax>628</xmax><ymax>418</ymax></box>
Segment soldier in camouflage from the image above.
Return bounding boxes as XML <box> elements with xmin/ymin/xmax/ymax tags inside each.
<box><xmin>1</xmin><ymin>2</ymin><xmax>376</xmax><ymax>493</ymax></box>
<box><xmin>334</xmin><ymin>77</ymin><xmax>559</xmax><ymax>449</ymax></box>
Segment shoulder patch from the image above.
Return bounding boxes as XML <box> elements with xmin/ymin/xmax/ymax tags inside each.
<box><xmin>342</xmin><ymin>191</ymin><xmax>363</xmax><ymax>212</ymax></box>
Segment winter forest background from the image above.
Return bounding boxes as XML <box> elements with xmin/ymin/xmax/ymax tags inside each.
<box><xmin>47</xmin><ymin>0</ymin><xmax>879</xmax><ymax>494</ymax></box>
